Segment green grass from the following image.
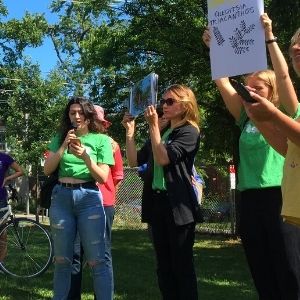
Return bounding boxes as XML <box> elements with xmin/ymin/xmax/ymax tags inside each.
<box><xmin>0</xmin><ymin>229</ymin><xmax>256</xmax><ymax>300</ymax></box>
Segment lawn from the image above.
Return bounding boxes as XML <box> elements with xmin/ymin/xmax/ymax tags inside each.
<box><xmin>0</xmin><ymin>229</ymin><xmax>256</xmax><ymax>300</ymax></box>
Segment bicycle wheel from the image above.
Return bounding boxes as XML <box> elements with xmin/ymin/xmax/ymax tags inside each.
<box><xmin>0</xmin><ymin>217</ymin><xmax>53</xmax><ymax>278</ymax></box>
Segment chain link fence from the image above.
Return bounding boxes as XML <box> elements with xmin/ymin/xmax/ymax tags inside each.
<box><xmin>114</xmin><ymin>167</ymin><xmax>237</xmax><ymax>235</ymax></box>
<box><xmin>114</xmin><ymin>168</ymin><xmax>147</xmax><ymax>229</ymax></box>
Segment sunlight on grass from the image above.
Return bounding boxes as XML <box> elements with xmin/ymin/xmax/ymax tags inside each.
<box><xmin>0</xmin><ymin>230</ymin><xmax>255</xmax><ymax>300</ymax></box>
<box><xmin>202</xmin><ymin>278</ymin><xmax>247</xmax><ymax>287</ymax></box>
<box><xmin>195</xmin><ymin>235</ymin><xmax>241</xmax><ymax>249</ymax></box>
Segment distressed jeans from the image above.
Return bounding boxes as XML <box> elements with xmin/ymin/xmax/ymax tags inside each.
<box><xmin>67</xmin><ymin>206</ymin><xmax>115</xmax><ymax>300</ymax></box>
<box><xmin>49</xmin><ymin>184</ymin><xmax>112</xmax><ymax>300</ymax></box>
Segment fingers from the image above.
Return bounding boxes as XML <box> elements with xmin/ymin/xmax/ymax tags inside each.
<box><xmin>121</xmin><ymin>113</ymin><xmax>134</xmax><ymax>124</ymax></box>
<box><xmin>63</xmin><ymin>130</ymin><xmax>77</xmax><ymax>147</ymax></box>
<box><xmin>249</xmin><ymin>91</ymin><xmax>266</xmax><ymax>103</ymax></box>
<box><xmin>145</xmin><ymin>105</ymin><xmax>156</xmax><ymax>117</ymax></box>
<box><xmin>68</xmin><ymin>143</ymin><xmax>85</xmax><ymax>158</ymax></box>
<box><xmin>202</xmin><ymin>27</ymin><xmax>211</xmax><ymax>48</ymax></box>
<box><xmin>261</xmin><ymin>13</ymin><xmax>272</xmax><ymax>34</ymax></box>
<box><xmin>244</xmin><ymin>85</ymin><xmax>256</xmax><ymax>93</ymax></box>
<box><xmin>144</xmin><ymin>106</ymin><xmax>158</xmax><ymax>125</ymax></box>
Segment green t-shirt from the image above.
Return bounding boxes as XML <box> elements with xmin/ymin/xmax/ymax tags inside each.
<box><xmin>237</xmin><ymin>109</ymin><xmax>285</xmax><ymax>191</ymax></box>
<box><xmin>48</xmin><ymin>132</ymin><xmax>114</xmax><ymax>181</ymax></box>
<box><xmin>152</xmin><ymin>128</ymin><xmax>173</xmax><ymax>190</ymax></box>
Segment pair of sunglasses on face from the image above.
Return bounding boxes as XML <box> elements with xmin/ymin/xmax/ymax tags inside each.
<box><xmin>160</xmin><ymin>98</ymin><xmax>177</xmax><ymax>106</ymax></box>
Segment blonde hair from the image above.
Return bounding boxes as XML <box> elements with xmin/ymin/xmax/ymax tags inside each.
<box><xmin>244</xmin><ymin>69</ymin><xmax>279</xmax><ymax>107</ymax></box>
<box><xmin>289</xmin><ymin>28</ymin><xmax>300</xmax><ymax>76</ymax></box>
<box><xmin>163</xmin><ymin>84</ymin><xmax>200</xmax><ymax>131</ymax></box>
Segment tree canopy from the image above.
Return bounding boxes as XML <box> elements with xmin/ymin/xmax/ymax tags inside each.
<box><xmin>0</xmin><ymin>0</ymin><xmax>300</xmax><ymax>174</ymax></box>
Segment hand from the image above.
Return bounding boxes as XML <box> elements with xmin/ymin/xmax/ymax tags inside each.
<box><xmin>121</xmin><ymin>112</ymin><xmax>135</xmax><ymax>137</ymax></box>
<box><xmin>63</xmin><ymin>129</ymin><xmax>77</xmax><ymax>149</ymax></box>
<box><xmin>202</xmin><ymin>27</ymin><xmax>211</xmax><ymax>48</ymax></box>
<box><xmin>243</xmin><ymin>92</ymin><xmax>277</xmax><ymax>122</ymax></box>
<box><xmin>68</xmin><ymin>143</ymin><xmax>87</xmax><ymax>159</ymax></box>
<box><xmin>191</xmin><ymin>175</ymin><xmax>197</xmax><ymax>186</ymax></box>
<box><xmin>261</xmin><ymin>13</ymin><xmax>274</xmax><ymax>40</ymax></box>
<box><xmin>144</xmin><ymin>105</ymin><xmax>158</xmax><ymax>126</ymax></box>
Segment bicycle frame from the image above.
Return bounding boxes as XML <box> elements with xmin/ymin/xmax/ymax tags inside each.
<box><xmin>0</xmin><ymin>205</ymin><xmax>26</xmax><ymax>250</ymax></box>
<box><xmin>0</xmin><ymin>203</ymin><xmax>53</xmax><ymax>278</ymax></box>
<box><xmin>0</xmin><ymin>205</ymin><xmax>11</xmax><ymax>227</ymax></box>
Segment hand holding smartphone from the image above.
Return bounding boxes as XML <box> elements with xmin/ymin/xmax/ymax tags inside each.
<box><xmin>229</xmin><ymin>78</ymin><xmax>257</xmax><ymax>103</ymax></box>
<box><xmin>69</xmin><ymin>138</ymin><xmax>81</xmax><ymax>147</ymax></box>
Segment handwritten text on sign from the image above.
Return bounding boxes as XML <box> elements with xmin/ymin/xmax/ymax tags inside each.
<box><xmin>207</xmin><ymin>0</ymin><xmax>267</xmax><ymax>79</ymax></box>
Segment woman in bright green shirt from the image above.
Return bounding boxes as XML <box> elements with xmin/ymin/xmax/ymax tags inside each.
<box><xmin>203</xmin><ymin>20</ymin><xmax>300</xmax><ymax>298</ymax></box>
<box><xmin>44</xmin><ymin>96</ymin><xmax>114</xmax><ymax>300</ymax></box>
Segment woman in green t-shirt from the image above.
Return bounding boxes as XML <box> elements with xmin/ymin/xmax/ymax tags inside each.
<box><xmin>44</xmin><ymin>96</ymin><xmax>114</xmax><ymax>300</ymax></box>
<box><xmin>242</xmin><ymin>16</ymin><xmax>300</xmax><ymax>298</ymax></box>
<box><xmin>203</xmin><ymin>20</ymin><xmax>300</xmax><ymax>298</ymax></box>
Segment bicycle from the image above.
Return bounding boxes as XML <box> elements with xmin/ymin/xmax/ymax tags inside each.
<box><xmin>0</xmin><ymin>201</ymin><xmax>53</xmax><ymax>278</ymax></box>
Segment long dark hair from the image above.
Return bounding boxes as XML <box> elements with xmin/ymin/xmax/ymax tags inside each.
<box><xmin>58</xmin><ymin>96</ymin><xmax>100</xmax><ymax>145</ymax></box>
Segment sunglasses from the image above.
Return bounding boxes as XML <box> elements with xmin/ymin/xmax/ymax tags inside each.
<box><xmin>160</xmin><ymin>98</ymin><xmax>178</xmax><ymax>106</ymax></box>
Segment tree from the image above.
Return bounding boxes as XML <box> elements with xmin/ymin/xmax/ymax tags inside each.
<box><xmin>47</xmin><ymin>0</ymin><xmax>231</xmax><ymax>167</ymax></box>
<box><xmin>0</xmin><ymin>3</ymin><xmax>68</xmax><ymax>174</ymax></box>
<box><xmin>76</xmin><ymin>0</ymin><xmax>300</xmax><ymax>169</ymax></box>
<box><xmin>2</xmin><ymin>63</ymin><xmax>67</xmax><ymax>170</ymax></box>
<box><xmin>3</xmin><ymin>0</ymin><xmax>298</xmax><ymax>175</ymax></box>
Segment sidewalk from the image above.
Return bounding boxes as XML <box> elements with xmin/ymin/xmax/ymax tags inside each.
<box><xmin>14</xmin><ymin>211</ymin><xmax>50</xmax><ymax>225</ymax></box>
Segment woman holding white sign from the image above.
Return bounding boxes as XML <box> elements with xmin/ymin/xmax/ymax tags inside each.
<box><xmin>203</xmin><ymin>21</ymin><xmax>299</xmax><ymax>299</ymax></box>
<box><xmin>256</xmin><ymin>13</ymin><xmax>300</xmax><ymax>298</ymax></box>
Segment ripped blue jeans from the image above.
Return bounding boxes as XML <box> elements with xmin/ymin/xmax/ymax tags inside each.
<box><xmin>49</xmin><ymin>184</ymin><xmax>112</xmax><ymax>300</ymax></box>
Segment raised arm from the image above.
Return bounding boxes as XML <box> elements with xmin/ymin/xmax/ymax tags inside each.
<box><xmin>3</xmin><ymin>161</ymin><xmax>24</xmax><ymax>187</ymax></box>
<box><xmin>262</xmin><ymin>13</ymin><xmax>298</xmax><ymax>116</ymax></box>
<box><xmin>121</xmin><ymin>112</ymin><xmax>138</xmax><ymax>167</ymax></box>
<box><xmin>202</xmin><ymin>28</ymin><xmax>242</xmax><ymax>121</ymax></box>
<box><xmin>145</xmin><ymin>106</ymin><xmax>170</xmax><ymax>166</ymax></box>
<box><xmin>214</xmin><ymin>77</ymin><xmax>243</xmax><ymax>121</ymax></box>
<box><xmin>244</xmin><ymin>92</ymin><xmax>300</xmax><ymax>153</ymax></box>
<box><xmin>252</xmin><ymin>120</ymin><xmax>288</xmax><ymax>156</ymax></box>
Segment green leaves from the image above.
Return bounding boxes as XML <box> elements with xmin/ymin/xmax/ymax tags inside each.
<box><xmin>1</xmin><ymin>0</ymin><xmax>299</xmax><ymax>176</ymax></box>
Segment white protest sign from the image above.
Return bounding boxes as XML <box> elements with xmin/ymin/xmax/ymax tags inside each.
<box><xmin>208</xmin><ymin>0</ymin><xmax>267</xmax><ymax>80</ymax></box>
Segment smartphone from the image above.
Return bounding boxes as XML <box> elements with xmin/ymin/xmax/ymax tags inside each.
<box><xmin>229</xmin><ymin>78</ymin><xmax>257</xmax><ymax>103</ymax></box>
<box><xmin>69</xmin><ymin>138</ymin><xmax>81</xmax><ymax>146</ymax></box>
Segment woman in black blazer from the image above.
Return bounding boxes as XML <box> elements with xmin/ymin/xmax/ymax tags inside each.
<box><xmin>122</xmin><ymin>84</ymin><xmax>201</xmax><ymax>300</ymax></box>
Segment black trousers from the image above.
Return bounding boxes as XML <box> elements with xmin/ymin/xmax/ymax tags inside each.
<box><xmin>150</xmin><ymin>191</ymin><xmax>198</xmax><ymax>300</ymax></box>
<box><xmin>239</xmin><ymin>187</ymin><xmax>300</xmax><ymax>300</ymax></box>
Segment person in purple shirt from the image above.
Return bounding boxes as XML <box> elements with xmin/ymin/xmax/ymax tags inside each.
<box><xmin>0</xmin><ymin>152</ymin><xmax>23</xmax><ymax>261</ymax></box>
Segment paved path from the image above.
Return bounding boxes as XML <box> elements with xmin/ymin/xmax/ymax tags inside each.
<box><xmin>14</xmin><ymin>212</ymin><xmax>50</xmax><ymax>225</ymax></box>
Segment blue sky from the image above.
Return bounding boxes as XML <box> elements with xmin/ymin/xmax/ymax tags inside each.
<box><xmin>4</xmin><ymin>0</ymin><xmax>59</xmax><ymax>75</ymax></box>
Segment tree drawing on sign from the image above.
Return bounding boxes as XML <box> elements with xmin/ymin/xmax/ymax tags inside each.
<box><xmin>213</xmin><ymin>26</ymin><xmax>225</xmax><ymax>46</ymax></box>
<box><xmin>229</xmin><ymin>20</ymin><xmax>255</xmax><ymax>54</ymax></box>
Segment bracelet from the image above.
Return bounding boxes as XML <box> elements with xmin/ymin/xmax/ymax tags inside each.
<box><xmin>266</xmin><ymin>37</ymin><xmax>278</xmax><ymax>44</ymax></box>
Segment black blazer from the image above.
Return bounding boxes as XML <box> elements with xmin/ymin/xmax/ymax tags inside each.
<box><xmin>137</xmin><ymin>123</ymin><xmax>201</xmax><ymax>226</ymax></box>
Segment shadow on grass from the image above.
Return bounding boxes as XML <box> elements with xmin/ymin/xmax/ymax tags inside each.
<box><xmin>0</xmin><ymin>229</ymin><xmax>256</xmax><ymax>300</ymax></box>
<box><xmin>112</xmin><ymin>230</ymin><xmax>256</xmax><ymax>300</ymax></box>
<box><xmin>195</xmin><ymin>235</ymin><xmax>256</xmax><ymax>300</ymax></box>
